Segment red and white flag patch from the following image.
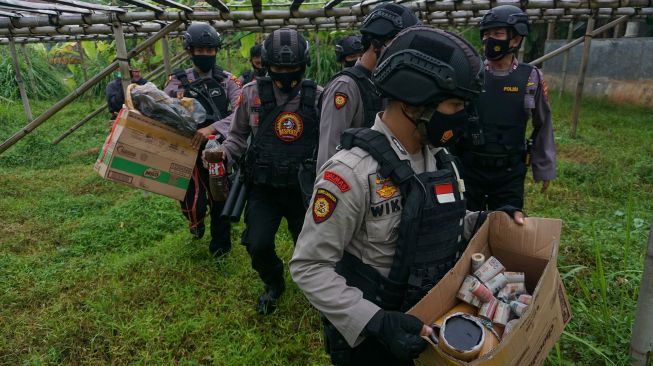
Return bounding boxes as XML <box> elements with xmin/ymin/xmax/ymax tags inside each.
<box><xmin>434</xmin><ymin>183</ymin><xmax>455</xmax><ymax>203</ymax></box>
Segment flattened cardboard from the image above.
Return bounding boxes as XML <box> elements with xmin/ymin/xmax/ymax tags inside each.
<box><xmin>94</xmin><ymin>108</ymin><xmax>198</xmax><ymax>200</ymax></box>
<box><xmin>408</xmin><ymin>213</ymin><xmax>570</xmax><ymax>366</ymax></box>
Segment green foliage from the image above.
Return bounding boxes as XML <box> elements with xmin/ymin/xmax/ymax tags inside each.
<box><xmin>0</xmin><ymin>45</ymin><xmax>68</xmax><ymax>100</ymax></box>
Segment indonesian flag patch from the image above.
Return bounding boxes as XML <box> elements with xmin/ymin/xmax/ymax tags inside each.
<box><xmin>434</xmin><ymin>183</ymin><xmax>456</xmax><ymax>203</ymax></box>
<box><xmin>334</xmin><ymin>92</ymin><xmax>348</xmax><ymax>110</ymax></box>
<box><xmin>313</xmin><ymin>188</ymin><xmax>338</xmax><ymax>223</ymax></box>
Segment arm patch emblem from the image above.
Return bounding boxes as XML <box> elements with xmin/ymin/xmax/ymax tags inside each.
<box><xmin>313</xmin><ymin>188</ymin><xmax>338</xmax><ymax>223</ymax></box>
<box><xmin>334</xmin><ymin>92</ymin><xmax>348</xmax><ymax>110</ymax></box>
<box><xmin>324</xmin><ymin>170</ymin><xmax>350</xmax><ymax>192</ymax></box>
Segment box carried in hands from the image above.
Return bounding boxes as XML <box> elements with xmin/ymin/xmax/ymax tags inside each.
<box><xmin>408</xmin><ymin>213</ymin><xmax>571</xmax><ymax>366</ymax></box>
<box><xmin>94</xmin><ymin>108</ymin><xmax>198</xmax><ymax>201</ymax></box>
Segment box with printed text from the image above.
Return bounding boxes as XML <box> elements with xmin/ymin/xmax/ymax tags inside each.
<box><xmin>94</xmin><ymin>108</ymin><xmax>198</xmax><ymax>201</ymax></box>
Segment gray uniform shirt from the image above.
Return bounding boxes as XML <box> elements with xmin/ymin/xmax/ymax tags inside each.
<box><xmin>290</xmin><ymin>114</ymin><xmax>480</xmax><ymax>347</ymax></box>
<box><xmin>485</xmin><ymin>58</ymin><xmax>557</xmax><ymax>181</ymax></box>
<box><xmin>220</xmin><ymin>80</ymin><xmax>323</xmax><ymax>164</ymax></box>
<box><xmin>316</xmin><ymin>61</ymin><xmax>371</xmax><ymax>170</ymax></box>
<box><xmin>163</xmin><ymin>68</ymin><xmax>243</xmax><ymax>139</ymax></box>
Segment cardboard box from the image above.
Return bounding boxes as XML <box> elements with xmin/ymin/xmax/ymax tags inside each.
<box><xmin>94</xmin><ymin>108</ymin><xmax>198</xmax><ymax>201</ymax></box>
<box><xmin>408</xmin><ymin>213</ymin><xmax>571</xmax><ymax>366</ymax></box>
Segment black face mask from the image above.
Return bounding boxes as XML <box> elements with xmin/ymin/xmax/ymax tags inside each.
<box><xmin>425</xmin><ymin>109</ymin><xmax>469</xmax><ymax>148</ymax></box>
<box><xmin>482</xmin><ymin>37</ymin><xmax>513</xmax><ymax>61</ymax></box>
<box><xmin>268</xmin><ymin>69</ymin><xmax>304</xmax><ymax>93</ymax></box>
<box><xmin>192</xmin><ymin>55</ymin><xmax>216</xmax><ymax>73</ymax></box>
<box><xmin>344</xmin><ymin>59</ymin><xmax>357</xmax><ymax>68</ymax></box>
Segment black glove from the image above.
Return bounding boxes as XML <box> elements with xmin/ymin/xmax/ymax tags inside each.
<box><xmin>364</xmin><ymin>310</ymin><xmax>427</xmax><ymax>361</ymax></box>
<box><xmin>495</xmin><ymin>205</ymin><xmax>523</xmax><ymax>218</ymax></box>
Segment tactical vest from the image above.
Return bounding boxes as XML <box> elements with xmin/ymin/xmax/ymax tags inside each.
<box><xmin>336</xmin><ymin>128</ymin><xmax>467</xmax><ymax>312</ymax></box>
<box><xmin>174</xmin><ymin>67</ymin><xmax>229</xmax><ymax>129</ymax></box>
<box><xmin>243</xmin><ymin>77</ymin><xmax>319</xmax><ymax>188</ymax></box>
<box><xmin>334</xmin><ymin>64</ymin><xmax>383</xmax><ymax>128</ymax></box>
<box><xmin>473</xmin><ymin>63</ymin><xmax>532</xmax><ymax>155</ymax></box>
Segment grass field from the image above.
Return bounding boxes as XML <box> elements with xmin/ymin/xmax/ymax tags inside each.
<box><xmin>0</xmin><ymin>94</ymin><xmax>652</xmax><ymax>365</ymax></box>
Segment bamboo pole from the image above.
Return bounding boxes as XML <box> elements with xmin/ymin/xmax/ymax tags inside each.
<box><xmin>529</xmin><ymin>15</ymin><xmax>629</xmax><ymax>66</ymax></box>
<box><xmin>77</xmin><ymin>41</ymin><xmax>88</xmax><ymax>82</ymax></box>
<box><xmin>630</xmin><ymin>218</ymin><xmax>653</xmax><ymax>366</ymax></box>
<box><xmin>570</xmin><ymin>15</ymin><xmax>595</xmax><ymax>139</ymax></box>
<box><xmin>20</xmin><ymin>44</ymin><xmax>36</xmax><ymax>92</ymax></box>
<box><xmin>558</xmin><ymin>21</ymin><xmax>574</xmax><ymax>99</ymax></box>
<box><xmin>52</xmin><ymin>52</ymin><xmax>188</xmax><ymax>145</ymax></box>
<box><xmin>314</xmin><ymin>31</ymin><xmax>320</xmax><ymax>77</ymax></box>
<box><xmin>0</xmin><ymin>20</ymin><xmax>182</xmax><ymax>155</ymax></box>
<box><xmin>161</xmin><ymin>36</ymin><xmax>171</xmax><ymax>77</ymax></box>
<box><xmin>113</xmin><ymin>22</ymin><xmax>131</xmax><ymax>93</ymax></box>
<box><xmin>546</xmin><ymin>21</ymin><xmax>556</xmax><ymax>39</ymax></box>
<box><xmin>8</xmin><ymin>36</ymin><xmax>33</xmax><ymax>122</ymax></box>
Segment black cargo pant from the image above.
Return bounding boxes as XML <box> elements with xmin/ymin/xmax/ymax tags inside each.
<box><xmin>459</xmin><ymin>152</ymin><xmax>527</xmax><ymax>211</ymax></box>
<box><xmin>323</xmin><ymin>317</ymin><xmax>414</xmax><ymax>366</ymax></box>
<box><xmin>180</xmin><ymin>153</ymin><xmax>232</xmax><ymax>254</ymax></box>
<box><xmin>241</xmin><ymin>184</ymin><xmax>306</xmax><ymax>288</ymax></box>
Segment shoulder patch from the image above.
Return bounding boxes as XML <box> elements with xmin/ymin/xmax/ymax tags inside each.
<box><xmin>236</xmin><ymin>93</ymin><xmax>243</xmax><ymax>107</ymax></box>
<box><xmin>334</xmin><ymin>92</ymin><xmax>348</xmax><ymax>110</ymax></box>
<box><xmin>324</xmin><ymin>170</ymin><xmax>350</xmax><ymax>193</ymax></box>
<box><xmin>313</xmin><ymin>188</ymin><xmax>338</xmax><ymax>223</ymax></box>
<box><xmin>541</xmin><ymin>78</ymin><xmax>549</xmax><ymax>102</ymax></box>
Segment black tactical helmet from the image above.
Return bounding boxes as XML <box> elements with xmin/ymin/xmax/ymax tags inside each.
<box><xmin>479</xmin><ymin>5</ymin><xmax>530</xmax><ymax>38</ymax></box>
<box><xmin>335</xmin><ymin>35</ymin><xmax>364</xmax><ymax>62</ymax></box>
<box><xmin>250</xmin><ymin>44</ymin><xmax>262</xmax><ymax>59</ymax></box>
<box><xmin>359</xmin><ymin>3</ymin><xmax>420</xmax><ymax>41</ymax></box>
<box><xmin>261</xmin><ymin>28</ymin><xmax>311</xmax><ymax>67</ymax></box>
<box><xmin>373</xmin><ymin>26</ymin><xmax>483</xmax><ymax>106</ymax></box>
<box><xmin>183</xmin><ymin>23</ymin><xmax>222</xmax><ymax>50</ymax></box>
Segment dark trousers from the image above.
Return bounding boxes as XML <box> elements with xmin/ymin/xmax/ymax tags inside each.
<box><xmin>323</xmin><ymin>319</ymin><xmax>414</xmax><ymax>366</ymax></box>
<box><xmin>459</xmin><ymin>152</ymin><xmax>527</xmax><ymax>211</ymax></box>
<box><xmin>180</xmin><ymin>155</ymin><xmax>232</xmax><ymax>253</ymax></box>
<box><xmin>241</xmin><ymin>184</ymin><xmax>306</xmax><ymax>287</ymax></box>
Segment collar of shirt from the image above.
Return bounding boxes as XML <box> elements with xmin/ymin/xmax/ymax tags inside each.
<box><xmin>370</xmin><ymin>113</ymin><xmax>438</xmax><ymax>174</ymax></box>
<box><xmin>484</xmin><ymin>56</ymin><xmax>519</xmax><ymax>76</ymax></box>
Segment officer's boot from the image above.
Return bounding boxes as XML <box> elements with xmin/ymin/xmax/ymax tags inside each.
<box><xmin>257</xmin><ymin>277</ymin><xmax>285</xmax><ymax>315</ymax></box>
<box><xmin>208</xmin><ymin>209</ymin><xmax>231</xmax><ymax>258</ymax></box>
<box><xmin>189</xmin><ymin>221</ymin><xmax>205</xmax><ymax>239</ymax></box>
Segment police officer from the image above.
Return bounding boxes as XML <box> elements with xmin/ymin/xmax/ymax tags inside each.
<box><xmin>290</xmin><ymin>27</ymin><xmax>524</xmax><ymax>365</ymax></box>
<box><xmin>205</xmin><ymin>28</ymin><xmax>322</xmax><ymax>314</ymax></box>
<box><xmin>163</xmin><ymin>23</ymin><xmax>242</xmax><ymax>257</ymax></box>
<box><xmin>316</xmin><ymin>3</ymin><xmax>420</xmax><ymax>170</ymax></box>
<box><xmin>456</xmin><ymin>5</ymin><xmax>556</xmax><ymax>211</ymax></box>
<box><xmin>105</xmin><ymin>68</ymin><xmax>147</xmax><ymax>120</ymax></box>
<box><xmin>239</xmin><ymin>44</ymin><xmax>266</xmax><ymax>85</ymax></box>
<box><xmin>334</xmin><ymin>35</ymin><xmax>364</xmax><ymax>69</ymax></box>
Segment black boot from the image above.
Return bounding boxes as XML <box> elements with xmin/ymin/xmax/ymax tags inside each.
<box><xmin>209</xmin><ymin>239</ymin><xmax>231</xmax><ymax>259</ymax></box>
<box><xmin>257</xmin><ymin>280</ymin><xmax>285</xmax><ymax>315</ymax></box>
<box><xmin>190</xmin><ymin>222</ymin><xmax>205</xmax><ymax>239</ymax></box>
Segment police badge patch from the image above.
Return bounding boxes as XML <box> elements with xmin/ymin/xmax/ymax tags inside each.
<box><xmin>313</xmin><ymin>188</ymin><xmax>338</xmax><ymax>223</ymax></box>
<box><xmin>274</xmin><ymin>112</ymin><xmax>304</xmax><ymax>142</ymax></box>
<box><xmin>334</xmin><ymin>92</ymin><xmax>348</xmax><ymax>110</ymax></box>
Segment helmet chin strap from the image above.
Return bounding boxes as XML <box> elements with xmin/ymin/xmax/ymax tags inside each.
<box><xmin>400</xmin><ymin>103</ymin><xmax>435</xmax><ymax>146</ymax></box>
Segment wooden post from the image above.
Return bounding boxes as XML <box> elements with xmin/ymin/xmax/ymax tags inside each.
<box><xmin>558</xmin><ymin>21</ymin><xmax>574</xmax><ymax>99</ymax></box>
<box><xmin>8</xmin><ymin>36</ymin><xmax>33</xmax><ymax>122</ymax></box>
<box><xmin>112</xmin><ymin>21</ymin><xmax>131</xmax><ymax>93</ymax></box>
<box><xmin>546</xmin><ymin>21</ymin><xmax>556</xmax><ymax>40</ymax></box>
<box><xmin>161</xmin><ymin>36</ymin><xmax>171</xmax><ymax>76</ymax></box>
<box><xmin>630</xmin><ymin>218</ymin><xmax>653</xmax><ymax>366</ymax></box>
<box><xmin>314</xmin><ymin>31</ymin><xmax>320</xmax><ymax>77</ymax></box>
<box><xmin>613</xmin><ymin>21</ymin><xmax>622</xmax><ymax>38</ymax></box>
<box><xmin>77</xmin><ymin>41</ymin><xmax>89</xmax><ymax>82</ymax></box>
<box><xmin>0</xmin><ymin>20</ymin><xmax>182</xmax><ymax>155</ymax></box>
<box><xmin>20</xmin><ymin>44</ymin><xmax>37</xmax><ymax>93</ymax></box>
<box><xmin>570</xmin><ymin>16</ymin><xmax>595</xmax><ymax>139</ymax></box>
<box><xmin>226</xmin><ymin>44</ymin><xmax>232</xmax><ymax>71</ymax></box>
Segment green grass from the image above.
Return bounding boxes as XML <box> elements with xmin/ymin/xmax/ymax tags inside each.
<box><xmin>0</xmin><ymin>94</ymin><xmax>652</xmax><ymax>365</ymax></box>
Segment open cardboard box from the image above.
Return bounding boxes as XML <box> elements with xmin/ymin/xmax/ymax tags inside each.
<box><xmin>408</xmin><ymin>213</ymin><xmax>571</xmax><ymax>366</ymax></box>
<box><xmin>94</xmin><ymin>108</ymin><xmax>198</xmax><ymax>201</ymax></box>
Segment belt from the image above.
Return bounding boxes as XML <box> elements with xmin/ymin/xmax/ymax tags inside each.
<box><xmin>471</xmin><ymin>152</ymin><xmax>523</xmax><ymax>169</ymax></box>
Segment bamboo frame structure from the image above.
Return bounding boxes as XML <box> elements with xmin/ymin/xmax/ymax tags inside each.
<box><xmin>0</xmin><ymin>0</ymin><xmax>649</xmax><ymax>154</ymax></box>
